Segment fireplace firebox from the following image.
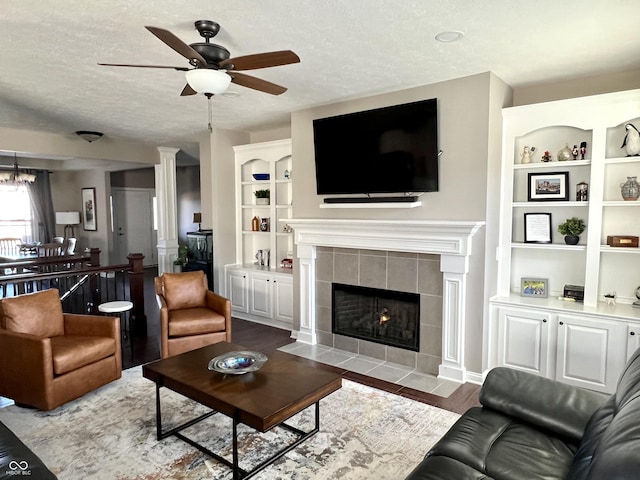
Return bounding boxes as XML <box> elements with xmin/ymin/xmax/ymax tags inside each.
<box><xmin>331</xmin><ymin>283</ymin><xmax>419</xmax><ymax>351</ymax></box>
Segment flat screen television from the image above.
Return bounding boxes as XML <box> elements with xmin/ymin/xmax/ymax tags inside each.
<box><xmin>313</xmin><ymin>98</ymin><xmax>439</xmax><ymax>196</ymax></box>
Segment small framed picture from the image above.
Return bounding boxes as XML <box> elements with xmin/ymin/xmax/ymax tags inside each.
<box><xmin>524</xmin><ymin>212</ymin><xmax>552</xmax><ymax>243</ymax></box>
<box><xmin>81</xmin><ymin>187</ymin><xmax>97</xmax><ymax>231</ymax></box>
<box><xmin>521</xmin><ymin>278</ymin><xmax>548</xmax><ymax>298</ymax></box>
<box><xmin>528</xmin><ymin>172</ymin><xmax>569</xmax><ymax>201</ymax></box>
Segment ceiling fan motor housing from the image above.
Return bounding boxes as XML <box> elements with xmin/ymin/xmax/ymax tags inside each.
<box><xmin>190</xmin><ymin>43</ymin><xmax>231</xmax><ymax>66</ymax></box>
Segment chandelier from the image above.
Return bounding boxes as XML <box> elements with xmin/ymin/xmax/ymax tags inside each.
<box><xmin>0</xmin><ymin>153</ymin><xmax>36</xmax><ymax>186</ymax></box>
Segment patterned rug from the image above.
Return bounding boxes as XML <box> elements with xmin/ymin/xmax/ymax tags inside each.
<box><xmin>0</xmin><ymin>367</ymin><xmax>459</xmax><ymax>479</ymax></box>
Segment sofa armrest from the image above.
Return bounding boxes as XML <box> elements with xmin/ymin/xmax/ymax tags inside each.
<box><xmin>480</xmin><ymin>367</ymin><xmax>608</xmax><ymax>443</ymax></box>
<box><xmin>63</xmin><ymin>313</ymin><xmax>119</xmax><ymax>338</ymax></box>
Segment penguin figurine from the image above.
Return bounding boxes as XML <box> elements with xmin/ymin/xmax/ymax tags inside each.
<box><xmin>621</xmin><ymin>123</ymin><xmax>640</xmax><ymax>156</ymax></box>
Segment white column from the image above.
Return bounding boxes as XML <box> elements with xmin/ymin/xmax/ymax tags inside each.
<box><xmin>155</xmin><ymin>147</ymin><xmax>179</xmax><ymax>276</ymax></box>
<box><xmin>438</xmin><ymin>254</ymin><xmax>469</xmax><ymax>383</ymax></box>
<box><xmin>293</xmin><ymin>244</ymin><xmax>317</xmax><ymax>344</ymax></box>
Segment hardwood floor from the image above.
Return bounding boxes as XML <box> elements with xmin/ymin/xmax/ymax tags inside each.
<box><xmin>126</xmin><ymin>267</ymin><xmax>481</xmax><ymax>415</ymax></box>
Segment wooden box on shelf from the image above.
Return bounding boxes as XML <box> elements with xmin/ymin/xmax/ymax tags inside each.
<box><xmin>606</xmin><ymin>235</ymin><xmax>639</xmax><ymax>248</ymax></box>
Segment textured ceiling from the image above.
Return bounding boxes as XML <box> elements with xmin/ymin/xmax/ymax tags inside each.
<box><xmin>1</xmin><ymin>0</ymin><xmax>639</xmax><ymax>160</ymax></box>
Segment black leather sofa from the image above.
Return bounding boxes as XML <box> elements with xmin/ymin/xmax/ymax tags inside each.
<box><xmin>0</xmin><ymin>420</ymin><xmax>57</xmax><ymax>479</ymax></box>
<box><xmin>405</xmin><ymin>348</ymin><xmax>640</xmax><ymax>479</ymax></box>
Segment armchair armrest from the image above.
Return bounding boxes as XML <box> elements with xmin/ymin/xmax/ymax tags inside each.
<box><xmin>0</xmin><ymin>330</ymin><xmax>52</xmax><ymax>398</ymax></box>
<box><xmin>480</xmin><ymin>367</ymin><xmax>608</xmax><ymax>443</ymax></box>
<box><xmin>64</xmin><ymin>313</ymin><xmax>120</xmax><ymax>338</ymax></box>
<box><xmin>206</xmin><ymin>291</ymin><xmax>231</xmax><ymax>319</ymax></box>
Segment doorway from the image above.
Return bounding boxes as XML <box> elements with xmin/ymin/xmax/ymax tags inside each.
<box><xmin>112</xmin><ymin>188</ymin><xmax>157</xmax><ymax>266</ymax></box>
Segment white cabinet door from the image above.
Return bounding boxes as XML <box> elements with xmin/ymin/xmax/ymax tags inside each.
<box><xmin>627</xmin><ymin>324</ymin><xmax>640</xmax><ymax>361</ymax></box>
<box><xmin>249</xmin><ymin>272</ymin><xmax>272</xmax><ymax>318</ymax></box>
<box><xmin>273</xmin><ymin>275</ymin><xmax>293</xmax><ymax>324</ymax></box>
<box><xmin>227</xmin><ymin>269</ymin><xmax>249</xmax><ymax>314</ymax></box>
<box><xmin>497</xmin><ymin>307</ymin><xmax>552</xmax><ymax>377</ymax></box>
<box><xmin>556</xmin><ymin>314</ymin><xmax>626</xmax><ymax>394</ymax></box>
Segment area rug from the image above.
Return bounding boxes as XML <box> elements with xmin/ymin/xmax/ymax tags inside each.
<box><xmin>0</xmin><ymin>367</ymin><xmax>459</xmax><ymax>479</ymax></box>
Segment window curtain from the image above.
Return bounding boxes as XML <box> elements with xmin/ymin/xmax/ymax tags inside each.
<box><xmin>26</xmin><ymin>170</ymin><xmax>56</xmax><ymax>243</ymax></box>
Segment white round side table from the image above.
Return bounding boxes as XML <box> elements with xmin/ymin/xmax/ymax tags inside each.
<box><xmin>98</xmin><ymin>300</ymin><xmax>133</xmax><ymax>339</ymax></box>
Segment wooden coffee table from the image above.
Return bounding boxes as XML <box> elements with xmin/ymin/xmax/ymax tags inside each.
<box><xmin>142</xmin><ymin>341</ymin><xmax>342</xmax><ymax>480</ymax></box>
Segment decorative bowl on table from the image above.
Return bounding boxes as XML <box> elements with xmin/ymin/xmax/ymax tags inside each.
<box><xmin>207</xmin><ymin>351</ymin><xmax>268</xmax><ymax>374</ymax></box>
<box><xmin>252</xmin><ymin>173</ymin><xmax>270</xmax><ymax>181</ymax></box>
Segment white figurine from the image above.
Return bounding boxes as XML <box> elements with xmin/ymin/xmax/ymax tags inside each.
<box><xmin>520</xmin><ymin>146</ymin><xmax>532</xmax><ymax>164</ymax></box>
<box><xmin>604</xmin><ymin>292</ymin><xmax>617</xmax><ymax>306</ymax></box>
<box><xmin>621</xmin><ymin>124</ymin><xmax>640</xmax><ymax>156</ymax></box>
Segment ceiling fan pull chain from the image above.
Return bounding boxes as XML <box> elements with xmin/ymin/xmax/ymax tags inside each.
<box><xmin>207</xmin><ymin>93</ymin><xmax>213</xmax><ymax>132</ymax></box>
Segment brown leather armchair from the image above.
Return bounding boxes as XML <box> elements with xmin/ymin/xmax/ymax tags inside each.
<box><xmin>155</xmin><ymin>271</ymin><xmax>231</xmax><ymax>358</ymax></box>
<box><xmin>0</xmin><ymin>288</ymin><xmax>122</xmax><ymax>411</ymax></box>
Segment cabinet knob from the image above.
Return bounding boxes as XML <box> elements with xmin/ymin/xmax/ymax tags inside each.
<box><xmin>631</xmin><ymin>331</ymin><xmax>636</xmax><ymax>336</ymax></box>
<box><xmin>559</xmin><ymin>321</ymin><xmax>564</xmax><ymax>326</ymax></box>
<box><xmin>542</xmin><ymin>319</ymin><xmax>547</xmax><ymax>323</ymax></box>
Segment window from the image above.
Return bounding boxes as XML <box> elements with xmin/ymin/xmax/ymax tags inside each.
<box><xmin>0</xmin><ymin>184</ymin><xmax>32</xmax><ymax>241</ymax></box>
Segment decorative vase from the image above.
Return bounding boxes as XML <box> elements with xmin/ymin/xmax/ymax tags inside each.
<box><xmin>620</xmin><ymin>176</ymin><xmax>640</xmax><ymax>201</ymax></box>
<box><xmin>564</xmin><ymin>235</ymin><xmax>580</xmax><ymax>245</ymax></box>
<box><xmin>557</xmin><ymin>144</ymin><xmax>572</xmax><ymax>162</ymax></box>
<box><xmin>256</xmin><ymin>197</ymin><xmax>270</xmax><ymax>205</ymax></box>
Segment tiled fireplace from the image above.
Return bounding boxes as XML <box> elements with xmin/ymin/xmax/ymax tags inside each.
<box><xmin>287</xmin><ymin>219</ymin><xmax>484</xmax><ymax>382</ymax></box>
<box><xmin>316</xmin><ymin>248</ymin><xmax>442</xmax><ymax>374</ymax></box>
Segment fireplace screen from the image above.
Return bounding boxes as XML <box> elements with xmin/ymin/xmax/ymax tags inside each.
<box><xmin>332</xmin><ymin>283</ymin><xmax>419</xmax><ymax>351</ymax></box>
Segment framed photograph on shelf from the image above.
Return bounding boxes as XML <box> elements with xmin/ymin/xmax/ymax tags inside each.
<box><xmin>81</xmin><ymin>187</ymin><xmax>97</xmax><ymax>231</ymax></box>
<box><xmin>521</xmin><ymin>278</ymin><xmax>548</xmax><ymax>298</ymax></box>
<box><xmin>524</xmin><ymin>212</ymin><xmax>552</xmax><ymax>243</ymax></box>
<box><xmin>527</xmin><ymin>172</ymin><xmax>569</xmax><ymax>201</ymax></box>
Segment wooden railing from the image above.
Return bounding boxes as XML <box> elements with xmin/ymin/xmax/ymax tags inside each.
<box><xmin>0</xmin><ymin>250</ymin><xmax>147</xmax><ymax>335</ymax></box>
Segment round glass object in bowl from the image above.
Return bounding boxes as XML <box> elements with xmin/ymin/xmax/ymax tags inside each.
<box><xmin>208</xmin><ymin>351</ymin><xmax>268</xmax><ymax>374</ymax></box>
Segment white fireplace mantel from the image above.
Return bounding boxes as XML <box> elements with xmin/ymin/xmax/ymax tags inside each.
<box><xmin>287</xmin><ymin>218</ymin><xmax>485</xmax><ymax>383</ymax></box>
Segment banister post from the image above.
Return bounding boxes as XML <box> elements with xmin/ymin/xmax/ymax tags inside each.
<box><xmin>89</xmin><ymin>248</ymin><xmax>101</xmax><ymax>313</ymax></box>
<box><xmin>128</xmin><ymin>253</ymin><xmax>147</xmax><ymax>336</ymax></box>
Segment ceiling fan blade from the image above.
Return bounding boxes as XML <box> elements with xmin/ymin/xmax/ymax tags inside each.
<box><xmin>145</xmin><ymin>26</ymin><xmax>207</xmax><ymax>66</ymax></box>
<box><xmin>230</xmin><ymin>72</ymin><xmax>287</xmax><ymax>95</ymax></box>
<box><xmin>98</xmin><ymin>62</ymin><xmax>190</xmax><ymax>71</ymax></box>
<box><xmin>220</xmin><ymin>50</ymin><xmax>300</xmax><ymax>71</ymax></box>
<box><xmin>180</xmin><ymin>84</ymin><xmax>197</xmax><ymax>96</ymax></box>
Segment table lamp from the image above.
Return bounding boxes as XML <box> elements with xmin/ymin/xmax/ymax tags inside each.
<box><xmin>55</xmin><ymin>211</ymin><xmax>81</xmax><ymax>238</ymax></box>
<box><xmin>193</xmin><ymin>212</ymin><xmax>202</xmax><ymax>231</ymax></box>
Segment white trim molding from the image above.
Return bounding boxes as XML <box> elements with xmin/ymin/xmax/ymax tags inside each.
<box><xmin>287</xmin><ymin>219</ymin><xmax>485</xmax><ymax>383</ymax></box>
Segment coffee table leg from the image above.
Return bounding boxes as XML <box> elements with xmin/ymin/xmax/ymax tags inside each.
<box><xmin>155</xmin><ymin>382</ymin><xmax>163</xmax><ymax>440</ymax></box>
<box><xmin>233</xmin><ymin>412</ymin><xmax>240</xmax><ymax>480</ymax></box>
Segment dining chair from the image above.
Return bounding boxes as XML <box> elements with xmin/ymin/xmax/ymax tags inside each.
<box><xmin>0</xmin><ymin>238</ymin><xmax>21</xmax><ymax>253</ymax></box>
<box><xmin>37</xmin><ymin>243</ymin><xmax>65</xmax><ymax>257</ymax></box>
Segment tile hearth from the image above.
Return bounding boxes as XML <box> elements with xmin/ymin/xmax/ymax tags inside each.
<box><xmin>278</xmin><ymin>341</ymin><xmax>460</xmax><ymax>397</ymax></box>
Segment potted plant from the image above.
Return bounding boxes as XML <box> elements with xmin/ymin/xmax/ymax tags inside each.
<box><xmin>558</xmin><ymin>217</ymin><xmax>586</xmax><ymax>245</ymax></box>
<box><xmin>254</xmin><ymin>188</ymin><xmax>270</xmax><ymax>205</ymax></box>
<box><xmin>173</xmin><ymin>245</ymin><xmax>189</xmax><ymax>272</ymax></box>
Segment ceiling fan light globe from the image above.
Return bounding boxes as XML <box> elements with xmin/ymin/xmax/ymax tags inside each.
<box><xmin>185</xmin><ymin>69</ymin><xmax>231</xmax><ymax>95</ymax></box>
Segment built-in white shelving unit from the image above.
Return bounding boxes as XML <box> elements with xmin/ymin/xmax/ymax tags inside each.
<box><xmin>488</xmin><ymin>89</ymin><xmax>640</xmax><ymax>393</ymax></box>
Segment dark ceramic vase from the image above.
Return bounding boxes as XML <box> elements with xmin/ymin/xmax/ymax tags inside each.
<box><xmin>564</xmin><ymin>235</ymin><xmax>580</xmax><ymax>245</ymax></box>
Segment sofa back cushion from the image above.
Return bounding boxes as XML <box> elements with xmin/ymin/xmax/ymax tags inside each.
<box><xmin>161</xmin><ymin>271</ymin><xmax>207</xmax><ymax>310</ymax></box>
<box><xmin>0</xmin><ymin>289</ymin><xmax>64</xmax><ymax>337</ymax></box>
<box><xmin>567</xmin><ymin>347</ymin><xmax>640</xmax><ymax>479</ymax></box>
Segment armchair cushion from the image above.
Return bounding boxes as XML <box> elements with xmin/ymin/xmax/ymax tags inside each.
<box><xmin>162</xmin><ymin>271</ymin><xmax>207</xmax><ymax>310</ymax></box>
<box><xmin>0</xmin><ymin>289</ymin><xmax>64</xmax><ymax>337</ymax></box>
<box><xmin>168</xmin><ymin>308</ymin><xmax>227</xmax><ymax>337</ymax></box>
<box><xmin>50</xmin><ymin>335</ymin><xmax>117</xmax><ymax>375</ymax></box>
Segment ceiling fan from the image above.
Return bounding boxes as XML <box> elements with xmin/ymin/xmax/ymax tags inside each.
<box><xmin>99</xmin><ymin>20</ymin><xmax>300</xmax><ymax>96</ymax></box>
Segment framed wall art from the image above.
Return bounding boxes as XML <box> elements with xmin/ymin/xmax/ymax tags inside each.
<box><xmin>524</xmin><ymin>212</ymin><xmax>552</xmax><ymax>243</ymax></box>
<box><xmin>527</xmin><ymin>172</ymin><xmax>569</xmax><ymax>201</ymax></box>
<box><xmin>81</xmin><ymin>187</ymin><xmax>97</xmax><ymax>231</ymax></box>
<box><xmin>521</xmin><ymin>278</ymin><xmax>548</xmax><ymax>298</ymax></box>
